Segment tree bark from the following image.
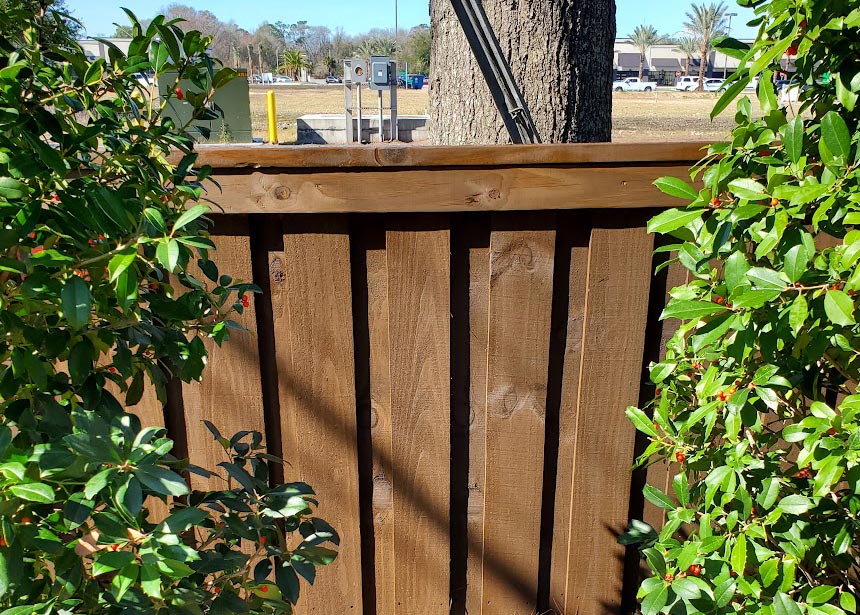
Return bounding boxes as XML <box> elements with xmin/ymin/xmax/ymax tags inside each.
<box><xmin>638</xmin><ymin>52</ymin><xmax>644</xmax><ymax>80</ymax></box>
<box><xmin>697</xmin><ymin>45</ymin><xmax>707</xmax><ymax>90</ymax></box>
<box><xmin>428</xmin><ymin>0</ymin><xmax>616</xmax><ymax>144</ymax></box>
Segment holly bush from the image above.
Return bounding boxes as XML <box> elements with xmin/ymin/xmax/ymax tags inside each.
<box><xmin>625</xmin><ymin>1</ymin><xmax>860</xmax><ymax>614</ymax></box>
<box><xmin>0</xmin><ymin>5</ymin><xmax>335</xmax><ymax>614</ymax></box>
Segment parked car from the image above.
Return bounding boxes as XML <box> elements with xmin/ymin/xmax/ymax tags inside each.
<box><xmin>325</xmin><ymin>75</ymin><xmax>342</xmax><ymax>84</ymax></box>
<box><xmin>612</xmin><ymin>77</ymin><xmax>654</xmax><ymax>92</ymax></box>
<box><xmin>675</xmin><ymin>76</ymin><xmax>700</xmax><ymax>91</ymax></box>
<box><xmin>703</xmin><ymin>78</ymin><xmax>725</xmax><ymax>92</ymax></box>
<box><xmin>775</xmin><ymin>79</ymin><xmax>791</xmax><ymax>92</ymax></box>
<box><xmin>274</xmin><ymin>75</ymin><xmax>292</xmax><ymax>84</ymax></box>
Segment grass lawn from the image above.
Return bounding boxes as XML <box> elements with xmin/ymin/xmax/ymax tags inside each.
<box><xmin>248</xmin><ymin>85</ymin><xmax>759</xmax><ymax>144</ymax></box>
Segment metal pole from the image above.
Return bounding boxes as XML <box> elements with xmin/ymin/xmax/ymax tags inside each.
<box><xmin>266</xmin><ymin>90</ymin><xmax>278</xmax><ymax>144</ymax></box>
<box><xmin>344</xmin><ymin>80</ymin><xmax>354</xmax><ymax>142</ymax></box>
<box><xmin>356</xmin><ymin>83</ymin><xmax>363</xmax><ymax>143</ymax></box>
<box><xmin>378</xmin><ymin>89</ymin><xmax>384</xmax><ymax>142</ymax></box>
<box><xmin>723</xmin><ymin>13</ymin><xmax>736</xmax><ymax>79</ymax></box>
<box><xmin>390</xmin><ymin>61</ymin><xmax>398</xmax><ymax>141</ymax></box>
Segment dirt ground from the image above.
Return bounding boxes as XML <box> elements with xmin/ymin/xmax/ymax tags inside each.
<box><xmin>248</xmin><ymin>85</ymin><xmax>758</xmax><ymax>144</ymax></box>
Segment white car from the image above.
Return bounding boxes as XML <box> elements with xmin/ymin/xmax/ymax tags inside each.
<box><xmin>612</xmin><ymin>77</ymin><xmax>655</xmax><ymax>92</ymax></box>
<box><xmin>675</xmin><ymin>76</ymin><xmax>699</xmax><ymax>91</ymax></box>
<box><xmin>703</xmin><ymin>78</ymin><xmax>725</xmax><ymax>92</ymax></box>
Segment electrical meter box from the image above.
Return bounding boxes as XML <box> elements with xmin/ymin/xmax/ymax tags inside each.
<box><xmin>158</xmin><ymin>68</ymin><xmax>252</xmax><ymax>143</ymax></box>
<box><xmin>345</xmin><ymin>58</ymin><xmax>367</xmax><ymax>84</ymax></box>
<box><xmin>369</xmin><ymin>56</ymin><xmax>393</xmax><ymax>90</ymax></box>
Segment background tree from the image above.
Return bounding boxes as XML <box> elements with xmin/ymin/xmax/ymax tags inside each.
<box><xmin>280</xmin><ymin>48</ymin><xmax>309</xmax><ymax>79</ymax></box>
<box><xmin>428</xmin><ymin>0</ymin><xmax>615</xmax><ymax>144</ymax></box>
<box><xmin>684</xmin><ymin>1</ymin><xmax>728</xmax><ymax>90</ymax></box>
<box><xmin>401</xmin><ymin>24</ymin><xmax>431</xmax><ymax>75</ymax></box>
<box><xmin>629</xmin><ymin>24</ymin><xmax>663</xmax><ymax>80</ymax></box>
<box><xmin>674</xmin><ymin>35</ymin><xmax>700</xmax><ymax>76</ymax></box>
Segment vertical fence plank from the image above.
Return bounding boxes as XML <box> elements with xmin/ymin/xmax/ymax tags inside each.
<box><xmin>276</xmin><ymin>217</ymin><xmax>363</xmax><ymax>613</ymax></box>
<box><xmin>182</xmin><ymin>233</ymin><xmax>266</xmax><ymax>491</ymax></box>
<box><xmin>367</xmin><ymin>231</ymin><xmax>396</xmax><ymax>615</ymax></box>
<box><xmin>481</xmin><ymin>217</ymin><xmax>556</xmax><ymax>615</ymax></box>
<box><xmin>387</xmin><ymin>218</ymin><xmax>450</xmax><ymax>615</ymax></box>
<box><xmin>563</xmin><ymin>223</ymin><xmax>654</xmax><ymax>615</ymax></box>
<box><xmin>466</xmin><ymin>220</ymin><xmax>490</xmax><ymax>615</ymax></box>
<box><xmin>643</xmin><ymin>260</ymin><xmax>689</xmax><ymax>530</ymax></box>
<box><xmin>548</xmin><ymin>218</ymin><xmax>591</xmax><ymax>612</ymax></box>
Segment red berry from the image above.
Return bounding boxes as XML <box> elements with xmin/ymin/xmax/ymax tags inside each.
<box><xmin>675</xmin><ymin>451</ymin><xmax>687</xmax><ymax>463</ymax></box>
<box><xmin>212</xmin><ymin>587</ymin><xmax>221</xmax><ymax>595</ymax></box>
<box><xmin>20</xmin><ymin>516</ymin><xmax>31</xmax><ymax>524</ymax></box>
<box><xmin>786</xmin><ymin>44</ymin><xmax>799</xmax><ymax>56</ymax></box>
<box><xmin>770</xmin><ymin>197</ymin><xmax>779</xmax><ymax>207</ymax></box>
<box><xmin>655</xmin><ymin>388</ymin><xmax>662</xmax><ymax>395</ymax></box>
<box><xmin>259</xmin><ymin>536</ymin><xmax>266</xmax><ymax>545</ymax></box>
<box><xmin>174</xmin><ymin>88</ymin><xmax>184</xmax><ymax>100</ymax></box>
<box><xmin>53</xmin><ymin>194</ymin><xmax>60</xmax><ymax>202</ymax></box>
<box><xmin>110</xmin><ymin>544</ymin><xmax>119</xmax><ymax>551</ymax></box>
<box><xmin>28</xmin><ymin>232</ymin><xmax>36</xmax><ymax>239</ymax></box>
<box><xmin>109</xmin><ymin>367</ymin><xmax>118</xmax><ymax>374</ymax></box>
<box><xmin>260</xmin><ymin>585</ymin><xmax>268</xmax><ymax>593</ymax></box>
<box><xmin>664</xmin><ymin>573</ymin><xmax>674</xmax><ymax>582</ymax></box>
<box><xmin>715</xmin><ymin>296</ymin><xmax>724</xmax><ymax>305</ymax></box>
<box><xmin>0</xmin><ymin>537</ymin><xmax>7</xmax><ymax>548</ymax></box>
<box><xmin>241</xmin><ymin>295</ymin><xmax>250</xmax><ymax>308</ymax></box>
<box><xmin>828</xmin><ymin>427</ymin><xmax>836</xmax><ymax>436</ymax></box>
<box><xmin>32</xmin><ymin>246</ymin><xmax>44</xmax><ymax>254</ymax></box>
<box><xmin>691</xmin><ymin>362</ymin><xmax>703</xmax><ymax>370</ymax></box>
<box><xmin>795</xmin><ymin>468</ymin><xmax>811</xmax><ymax>479</ymax></box>
<box><xmin>717</xmin><ymin>390</ymin><xmax>727</xmax><ymax>402</ymax></box>
<box><xmin>688</xmin><ymin>564</ymin><xmax>702</xmax><ymax>577</ymax></box>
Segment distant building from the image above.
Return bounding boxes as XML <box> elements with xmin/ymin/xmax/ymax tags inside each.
<box><xmin>613</xmin><ymin>39</ymin><xmax>796</xmax><ymax>86</ymax></box>
<box><xmin>78</xmin><ymin>38</ymin><xmax>132</xmax><ymax>61</ymax></box>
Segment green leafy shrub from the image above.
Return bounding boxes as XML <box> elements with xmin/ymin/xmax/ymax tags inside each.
<box><xmin>626</xmin><ymin>1</ymin><xmax>860</xmax><ymax>614</ymax></box>
<box><xmin>0</xmin><ymin>6</ymin><xmax>335</xmax><ymax>614</ymax></box>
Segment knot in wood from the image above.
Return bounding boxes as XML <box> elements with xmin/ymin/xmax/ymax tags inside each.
<box><xmin>271</xmin><ymin>185</ymin><xmax>291</xmax><ymax>200</ymax></box>
<box><xmin>269</xmin><ymin>256</ymin><xmax>286</xmax><ymax>285</ymax></box>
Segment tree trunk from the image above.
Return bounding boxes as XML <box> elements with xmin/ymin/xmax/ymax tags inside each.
<box><xmin>685</xmin><ymin>57</ymin><xmax>691</xmax><ymax>76</ymax></box>
<box><xmin>697</xmin><ymin>45</ymin><xmax>707</xmax><ymax>90</ymax></box>
<box><xmin>638</xmin><ymin>52</ymin><xmax>644</xmax><ymax>80</ymax></box>
<box><xmin>428</xmin><ymin>0</ymin><xmax>616</xmax><ymax>144</ymax></box>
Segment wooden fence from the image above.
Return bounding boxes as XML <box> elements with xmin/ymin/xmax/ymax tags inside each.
<box><xmin>135</xmin><ymin>142</ymin><xmax>707</xmax><ymax>615</ymax></box>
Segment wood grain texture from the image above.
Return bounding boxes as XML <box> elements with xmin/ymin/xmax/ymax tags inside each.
<box><xmin>548</xmin><ymin>220</ymin><xmax>591</xmax><ymax>613</ymax></box>
<box><xmin>189</xmin><ymin>141</ymin><xmax>707</xmax><ymax>169</ymax></box>
<box><xmin>367</xmin><ymin>236</ymin><xmax>395</xmax><ymax>615</ymax></box>
<box><xmin>182</xmin><ymin>234</ymin><xmax>266</xmax><ymax>491</ymax></box>
<box><xmin>466</xmin><ymin>224</ymin><xmax>490</xmax><ymax>615</ymax></box>
<box><xmin>207</xmin><ymin>165</ymin><xmax>693</xmax><ymax>214</ymax></box>
<box><xmin>481</xmin><ymin>218</ymin><xmax>556</xmax><ymax>615</ymax></box>
<box><xmin>275</xmin><ymin>218</ymin><xmax>363</xmax><ymax>613</ymax></box>
<box><xmin>563</xmin><ymin>224</ymin><xmax>654</xmax><ymax>615</ymax></box>
<box><xmin>386</xmin><ymin>220</ymin><xmax>450</xmax><ymax>615</ymax></box>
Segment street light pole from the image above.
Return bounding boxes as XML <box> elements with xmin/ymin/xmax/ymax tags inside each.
<box><xmin>723</xmin><ymin>12</ymin><xmax>737</xmax><ymax>79</ymax></box>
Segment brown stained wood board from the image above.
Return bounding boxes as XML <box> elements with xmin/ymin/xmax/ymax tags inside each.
<box><xmin>548</xmin><ymin>217</ymin><xmax>591</xmax><ymax>612</ymax></box>
<box><xmin>275</xmin><ymin>217</ymin><xmax>363</xmax><ymax>613</ymax></box>
<box><xmin>181</xmin><ymin>233</ymin><xmax>266</xmax><ymax>492</ymax></box>
<box><xmin>481</xmin><ymin>217</ymin><xmax>556</xmax><ymax>615</ymax></box>
<box><xmin>366</xmin><ymin>234</ymin><xmax>395</xmax><ymax>615</ymax></box>
<box><xmin>386</xmin><ymin>219</ymin><xmax>450</xmax><ymax>615</ymax></box>
<box><xmin>563</xmin><ymin>223</ymin><xmax>654</xmax><ymax>615</ymax></box>
<box><xmin>190</xmin><ymin>141</ymin><xmax>708</xmax><ymax>169</ymax></box>
<box><xmin>207</xmin><ymin>164</ymin><xmax>694</xmax><ymax>214</ymax></box>
<box><xmin>465</xmin><ymin>222</ymin><xmax>490</xmax><ymax>615</ymax></box>
<box><xmin>643</xmin><ymin>260</ymin><xmax>689</xmax><ymax>530</ymax></box>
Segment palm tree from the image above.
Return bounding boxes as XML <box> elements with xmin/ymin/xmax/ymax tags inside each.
<box><xmin>279</xmin><ymin>49</ymin><xmax>308</xmax><ymax>80</ymax></box>
<box><xmin>629</xmin><ymin>25</ymin><xmax>663</xmax><ymax>80</ymax></box>
<box><xmin>684</xmin><ymin>2</ymin><xmax>728</xmax><ymax>91</ymax></box>
<box><xmin>674</xmin><ymin>35</ymin><xmax>700</xmax><ymax>76</ymax></box>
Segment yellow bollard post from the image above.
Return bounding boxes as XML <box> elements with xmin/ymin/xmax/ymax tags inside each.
<box><xmin>266</xmin><ymin>90</ymin><xmax>278</xmax><ymax>144</ymax></box>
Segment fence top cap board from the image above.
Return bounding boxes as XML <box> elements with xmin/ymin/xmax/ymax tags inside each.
<box><xmin>190</xmin><ymin>141</ymin><xmax>710</xmax><ymax>170</ymax></box>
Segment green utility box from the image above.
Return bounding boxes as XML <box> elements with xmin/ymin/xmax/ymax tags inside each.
<box><xmin>158</xmin><ymin>68</ymin><xmax>252</xmax><ymax>143</ymax></box>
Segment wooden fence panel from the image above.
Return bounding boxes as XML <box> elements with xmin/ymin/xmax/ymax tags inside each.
<box><xmin>274</xmin><ymin>217</ymin><xmax>363</xmax><ymax>613</ymax></box>
<box><xmin>147</xmin><ymin>143</ymin><xmax>709</xmax><ymax>615</ymax></box>
<box><xmin>387</xmin><ymin>219</ymin><xmax>451</xmax><ymax>615</ymax></box>
<box><xmin>481</xmin><ymin>218</ymin><xmax>556</xmax><ymax>614</ymax></box>
<box><xmin>563</xmin><ymin>222</ymin><xmax>655</xmax><ymax>615</ymax></box>
<box><xmin>182</xmin><ymin>232</ymin><xmax>266</xmax><ymax>492</ymax></box>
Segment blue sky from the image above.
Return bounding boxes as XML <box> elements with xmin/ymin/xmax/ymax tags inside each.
<box><xmin>67</xmin><ymin>0</ymin><xmax>759</xmax><ymax>39</ymax></box>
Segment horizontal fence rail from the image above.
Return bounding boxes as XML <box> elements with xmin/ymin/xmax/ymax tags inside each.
<box><xmin>137</xmin><ymin>143</ymin><xmax>709</xmax><ymax>615</ymax></box>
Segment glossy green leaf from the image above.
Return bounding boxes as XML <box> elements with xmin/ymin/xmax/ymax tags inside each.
<box><xmin>824</xmin><ymin>290</ymin><xmax>856</xmax><ymax>326</ymax></box>
<box><xmin>61</xmin><ymin>276</ymin><xmax>91</xmax><ymax>329</ymax></box>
